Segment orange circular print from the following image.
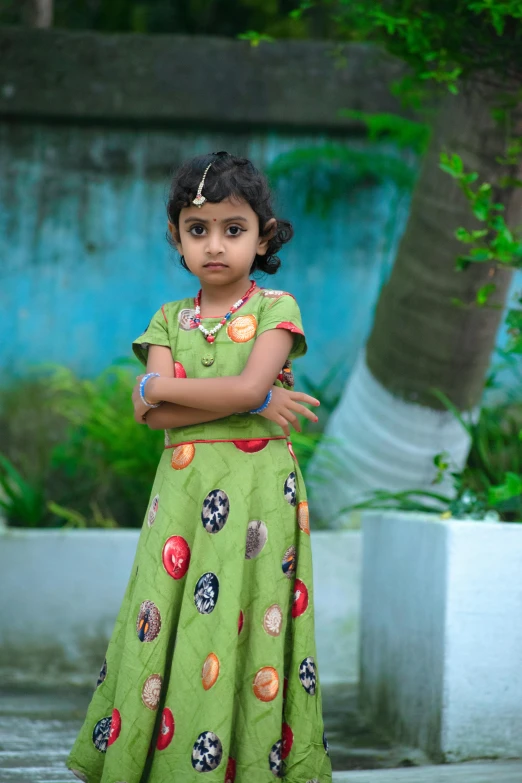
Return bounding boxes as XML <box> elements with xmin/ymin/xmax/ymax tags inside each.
<box><xmin>227</xmin><ymin>314</ymin><xmax>257</xmax><ymax>343</ymax></box>
<box><xmin>297</xmin><ymin>501</ymin><xmax>310</xmax><ymax>534</ymax></box>
<box><xmin>171</xmin><ymin>443</ymin><xmax>195</xmax><ymax>470</ymax></box>
<box><xmin>202</xmin><ymin>652</ymin><xmax>220</xmax><ymax>691</ymax></box>
<box><xmin>253</xmin><ymin>666</ymin><xmax>279</xmax><ymax>702</ymax></box>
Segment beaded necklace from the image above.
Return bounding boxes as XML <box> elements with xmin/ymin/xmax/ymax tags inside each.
<box><xmin>193</xmin><ymin>279</ymin><xmax>257</xmax><ymax>343</ymax></box>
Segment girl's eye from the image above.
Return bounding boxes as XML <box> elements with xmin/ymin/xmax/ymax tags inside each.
<box><xmin>227</xmin><ymin>225</ymin><xmax>244</xmax><ymax>236</ymax></box>
<box><xmin>190</xmin><ymin>225</ymin><xmax>206</xmax><ymax>236</ymax></box>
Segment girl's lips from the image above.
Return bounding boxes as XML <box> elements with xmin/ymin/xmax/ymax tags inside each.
<box><xmin>204</xmin><ymin>263</ymin><xmax>227</xmax><ymax>268</ymax></box>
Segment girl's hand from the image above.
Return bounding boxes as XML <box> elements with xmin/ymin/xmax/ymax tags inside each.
<box><xmin>259</xmin><ymin>385</ymin><xmax>320</xmax><ymax>437</ymax></box>
<box><xmin>132</xmin><ymin>374</ymin><xmax>152</xmax><ymax>424</ymax></box>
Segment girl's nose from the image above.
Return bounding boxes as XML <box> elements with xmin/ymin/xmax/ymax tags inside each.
<box><xmin>205</xmin><ymin>230</ymin><xmax>225</xmax><ymax>255</ymax></box>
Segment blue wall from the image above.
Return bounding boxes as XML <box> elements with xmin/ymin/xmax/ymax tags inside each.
<box><xmin>0</xmin><ymin>123</ymin><xmax>411</xmax><ymax>391</ymax></box>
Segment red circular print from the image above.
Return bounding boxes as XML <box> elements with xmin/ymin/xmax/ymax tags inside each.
<box><xmin>225</xmin><ymin>756</ymin><xmax>237</xmax><ymax>783</ymax></box>
<box><xmin>287</xmin><ymin>441</ymin><xmax>297</xmax><ymax>460</ymax></box>
<box><xmin>162</xmin><ymin>536</ymin><xmax>190</xmax><ymax>580</ymax></box>
<box><xmin>108</xmin><ymin>708</ymin><xmax>121</xmax><ymax>746</ymax></box>
<box><xmin>233</xmin><ymin>439</ymin><xmax>269</xmax><ymax>453</ymax></box>
<box><xmin>238</xmin><ymin>610</ymin><xmax>244</xmax><ymax>635</ymax></box>
<box><xmin>281</xmin><ymin>723</ymin><xmax>294</xmax><ymax>759</ymax></box>
<box><xmin>156</xmin><ymin>707</ymin><xmax>175</xmax><ymax>750</ymax></box>
<box><xmin>174</xmin><ymin>361</ymin><xmax>187</xmax><ymax>378</ymax></box>
<box><xmin>292</xmin><ymin>578</ymin><xmax>309</xmax><ymax>618</ymax></box>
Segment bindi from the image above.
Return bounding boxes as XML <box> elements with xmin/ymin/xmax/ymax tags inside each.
<box><xmin>213</xmin><ymin>218</ymin><xmax>217</xmax><ymax>222</ymax></box>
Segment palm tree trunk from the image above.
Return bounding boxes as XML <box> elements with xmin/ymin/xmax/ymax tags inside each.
<box><xmin>23</xmin><ymin>0</ymin><xmax>53</xmax><ymax>28</ymax></box>
<box><xmin>308</xmin><ymin>84</ymin><xmax>520</xmax><ymax>527</ymax></box>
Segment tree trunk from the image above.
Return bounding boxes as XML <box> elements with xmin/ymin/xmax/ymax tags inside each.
<box><xmin>23</xmin><ymin>0</ymin><xmax>53</xmax><ymax>28</ymax></box>
<box><xmin>308</xmin><ymin>85</ymin><xmax>521</xmax><ymax>527</ymax></box>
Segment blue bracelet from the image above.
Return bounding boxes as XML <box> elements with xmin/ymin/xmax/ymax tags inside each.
<box><xmin>249</xmin><ymin>389</ymin><xmax>273</xmax><ymax>415</ymax></box>
<box><xmin>140</xmin><ymin>373</ymin><xmax>162</xmax><ymax>408</ymax></box>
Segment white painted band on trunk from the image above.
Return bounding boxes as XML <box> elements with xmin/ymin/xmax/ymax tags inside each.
<box><xmin>307</xmin><ymin>351</ymin><xmax>473</xmax><ymax>527</ymax></box>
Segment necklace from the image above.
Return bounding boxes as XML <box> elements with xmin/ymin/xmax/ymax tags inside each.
<box><xmin>193</xmin><ymin>279</ymin><xmax>257</xmax><ymax>343</ymax></box>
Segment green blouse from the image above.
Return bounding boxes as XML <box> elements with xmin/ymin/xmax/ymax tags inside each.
<box><xmin>132</xmin><ymin>288</ymin><xmax>307</xmax><ymax>445</ymax></box>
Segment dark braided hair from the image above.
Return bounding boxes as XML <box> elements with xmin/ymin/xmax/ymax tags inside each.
<box><xmin>166</xmin><ymin>152</ymin><xmax>293</xmax><ymax>276</ymax></box>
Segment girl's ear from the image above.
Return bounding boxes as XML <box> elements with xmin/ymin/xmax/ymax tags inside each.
<box><xmin>257</xmin><ymin>218</ymin><xmax>277</xmax><ymax>256</ymax></box>
<box><xmin>168</xmin><ymin>221</ymin><xmax>182</xmax><ymax>252</ymax></box>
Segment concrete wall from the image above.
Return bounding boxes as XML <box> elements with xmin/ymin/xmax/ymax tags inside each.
<box><xmin>360</xmin><ymin>512</ymin><xmax>522</xmax><ymax>761</ymax></box>
<box><xmin>0</xmin><ymin>527</ymin><xmax>361</xmax><ymax>687</ymax></box>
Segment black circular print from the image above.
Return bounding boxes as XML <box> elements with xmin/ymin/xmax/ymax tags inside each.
<box><xmin>268</xmin><ymin>739</ymin><xmax>285</xmax><ymax>778</ymax></box>
<box><xmin>323</xmin><ymin>730</ymin><xmax>329</xmax><ymax>755</ymax></box>
<box><xmin>284</xmin><ymin>472</ymin><xmax>296</xmax><ymax>506</ymax></box>
<box><xmin>299</xmin><ymin>656</ymin><xmax>317</xmax><ymax>695</ymax></box>
<box><xmin>136</xmin><ymin>600</ymin><xmax>162</xmax><ymax>642</ymax></box>
<box><xmin>201</xmin><ymin>489</ymin><xmax>230</xmax><ymax>533</ymax></box>
<box><xmin>194</xmin><ymin>573</ymin><xmax>220</xmax><ymax>614</ymax></box>
<box><xmin>191</xmin><ymin>731</ymin><xmax>223</xmax><ymax>772</ymax></box>
<box><xmin>92</xmin><ymin>715</ymin><xmax>112</xmax><ymax>753</ymax></box>
<box><xmin>96</xmin><ymin>657</ymin><xmax>107</xmax><ymax>688</ymax></box>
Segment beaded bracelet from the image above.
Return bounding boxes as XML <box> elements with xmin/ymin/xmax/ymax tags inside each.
<box><xmin>249</xmin><ymin>389</ymin><xmax>273</xmax><ymax>415</ymax></box>
<box><xmin>140</xmin><ymin>373</ymin><xmax>162</xmax><ymax>408</ymax></box>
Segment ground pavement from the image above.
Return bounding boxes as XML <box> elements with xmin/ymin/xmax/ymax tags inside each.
<box><xmin>0</xmin><ymin>682</ymin><xmax>520</xmax><ymax>782</ymax></box>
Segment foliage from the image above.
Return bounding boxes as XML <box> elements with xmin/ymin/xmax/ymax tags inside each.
<box><xmin>266</xmin><ymin>139</ymin><xmax>420</xmax><ymax>217</ymax></box>
<box><xmin>0</xmin><ymin>0</ymin><xmax>314</xmax><ymax>39</ymax></box>
<box><xmin>293</xmin><ymin>0</ymin><xmax>522</xmax><ymax>93</ymax></box>
<box><xmin>0</xmin><ymin>453</ymin><xmax>46</xmax><ymax>527</ymax></box>
<box><xmin>0</xmin><ymin>362</ymin><xmax>162</xmax><ymax>528</ymax></box>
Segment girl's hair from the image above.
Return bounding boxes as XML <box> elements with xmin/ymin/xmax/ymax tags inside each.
<box><xmin>166</xmin><ymin>152</ymin><xmax>293</xmax><ymax>275</ymax></box>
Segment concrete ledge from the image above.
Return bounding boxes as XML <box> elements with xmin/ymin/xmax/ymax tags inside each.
<box><xmin>0</xmin><ymin>527</ymin><xmax>360</xmax><ymax>685</ymax></box>
<box><xmin>0</xmin><ymin>28</ymin><xmax>410</xmax><ymax>128</ymax></box>
<box><xmin>360</xmin><ymin>512</ymin><xmax>522</xmax><ymax>761</ymax></box>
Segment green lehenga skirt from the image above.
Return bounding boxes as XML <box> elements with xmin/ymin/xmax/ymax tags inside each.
<box><xmin>67</xmin><ymin>434</ymin><xmax>332</xmax><ymax>783</ymax></box>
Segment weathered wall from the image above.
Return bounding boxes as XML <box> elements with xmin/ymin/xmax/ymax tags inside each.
<box><xmin>0</xmin><ymin>29</ymin><xmax>413</xmax><ymax>385</ymax></box>
<box><xmin>0</xmin><ymin>28</ymin><xmax>410</xmax><ymax>128</ymax></box>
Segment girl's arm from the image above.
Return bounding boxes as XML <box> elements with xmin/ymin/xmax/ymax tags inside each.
<box><xmin>143</xmin><ymin>329</ymin><xmax>295</xmax><ymax>413</ymax></box>
<box><xmin>135</xmin><ymin>344</ymin><xmax>239</xmax><ymax>428</ymax></box>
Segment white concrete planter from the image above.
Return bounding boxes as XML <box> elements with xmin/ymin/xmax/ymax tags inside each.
<box><xmin>360</xmin><ymin>512</ymin><xmax>522</xmax><ymax>762</ymax></box>
<box><xmin>0</xmin><ymin>527</ymin><xmax>361</xmax><ymax>686</ymax></box>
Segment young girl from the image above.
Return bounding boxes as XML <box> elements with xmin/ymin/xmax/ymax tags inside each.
<box><xmin>67</xmin><ymin>151</ymin><xmax>333</xmax><ymax>783</ymax></box>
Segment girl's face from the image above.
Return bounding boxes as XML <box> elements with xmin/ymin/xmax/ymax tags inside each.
<box><xmin>170</xmin><ymin>197</ymin><xmax>275</xmax><ymax>286</ymax></box>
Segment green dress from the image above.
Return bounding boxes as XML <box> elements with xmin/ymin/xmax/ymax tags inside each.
<box><xmin>66</xmin><ymin>287</ymin><xmax>332</xmax><ymax>783</ymax></box>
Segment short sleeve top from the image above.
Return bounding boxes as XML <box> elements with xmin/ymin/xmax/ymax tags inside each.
<box><xmin>132</xmin><ymin>287</ymin><xmax>307</xmax><ymax>444</ymax></box>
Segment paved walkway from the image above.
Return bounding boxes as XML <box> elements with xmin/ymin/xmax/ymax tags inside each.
<box><xmin>0</xmin><ymin>682</ymin><xmax>520</xmax><ymax>782</ymax></box>
<box><xmin>334</xmin><ymin>762</ymin><xmax>522</xmax><ymax>782</ymax></box>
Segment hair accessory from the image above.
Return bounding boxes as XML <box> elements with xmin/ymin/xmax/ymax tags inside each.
<box><xmin>140</xmin><ymin>373</ymin><xmax>162</xmax><ymax>408</ymax></box>
<box><xmin>192</xmin><ymin>163</ymin><xmax>213</xmax><ymax>208</ymax></box>
<box><xmin>193</xmin><ymin>279</ymin><xmax>257</xmax><ymax>343</ymax></box>
<box><xmin>249</xmin><ymin>390</ymin><xmax>273</xmax><ymax>415</ymax></box>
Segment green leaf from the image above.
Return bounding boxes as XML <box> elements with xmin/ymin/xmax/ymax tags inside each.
<box><xmin>476</xmin><ymin>282</ymin><xmax>497</xmax><ymax>305</ymax></box>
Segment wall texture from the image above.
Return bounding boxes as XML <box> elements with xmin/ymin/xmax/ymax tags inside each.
<box><xmin>0</xmin><ymin>29</ymin><xmax>413</xmax><ymax>386</ymax></box>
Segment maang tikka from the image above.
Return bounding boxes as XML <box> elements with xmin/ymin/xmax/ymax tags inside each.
<box><xmin>192</xmin><ymin>163</ymin><xmax>212</xmax><ymax>208</ymax></box>
<box><xmin>192</xmin><ymin>152</ymin><xmax>228</xmax><ymax>208</ymax></box>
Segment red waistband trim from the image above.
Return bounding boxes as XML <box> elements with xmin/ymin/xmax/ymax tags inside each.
<box><xmin>165</xmin><ymin>436</ymin><xmax>287</xmax><ymax>449</ymax></box>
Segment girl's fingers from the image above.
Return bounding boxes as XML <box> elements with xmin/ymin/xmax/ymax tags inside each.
<box><xmin>291</xmin><ymin>391</ymin><xmax>320</xmax><ymax>406</ymax></box>
<box><xmin>288</xmin><ymin>401</ymin><xmax>319</xmax><ymax>423</ymax></box>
